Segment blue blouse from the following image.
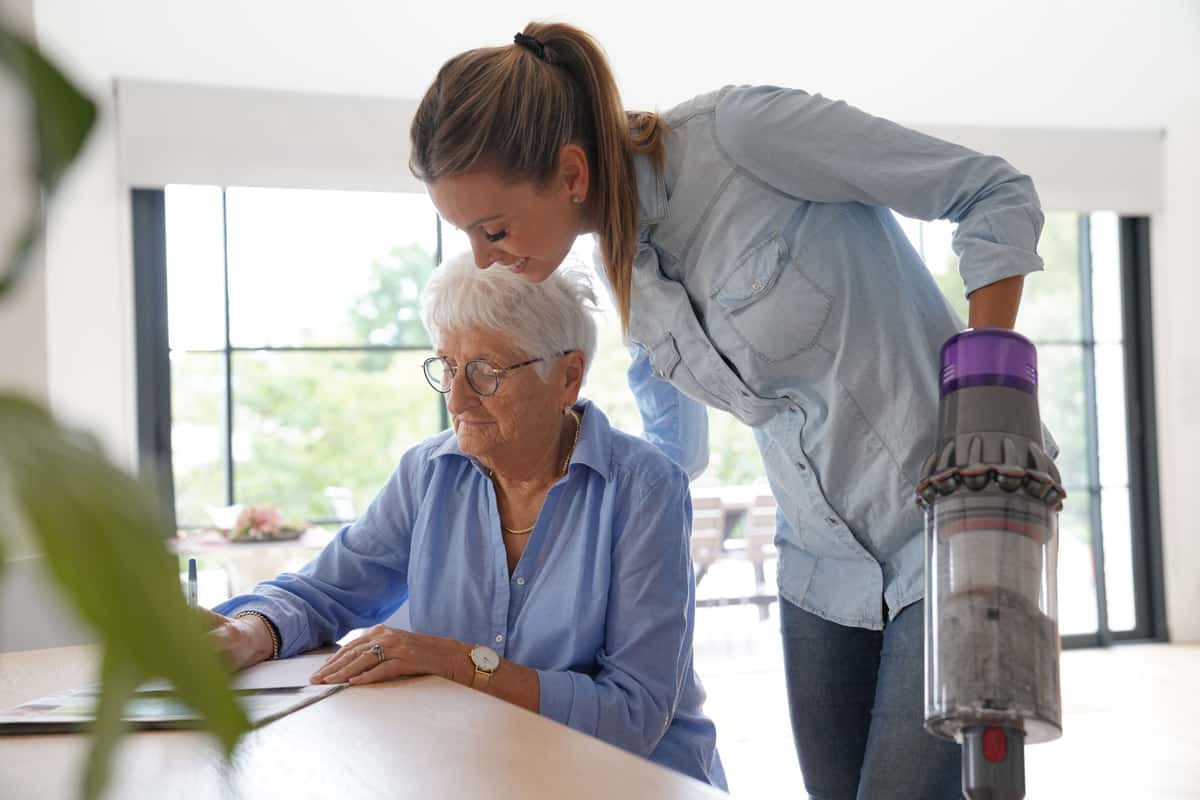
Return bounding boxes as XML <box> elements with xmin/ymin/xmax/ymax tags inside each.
<box><xmin>217</xmin><ymin>399</ymin><xmax>726</xmax><ymax>789</ymax></box>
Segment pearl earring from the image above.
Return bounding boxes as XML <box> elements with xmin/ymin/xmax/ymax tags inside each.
<box><xmin>570</xmin><ymin>195</ymin><xmax>582</xmax><ymax>205</ymax></box>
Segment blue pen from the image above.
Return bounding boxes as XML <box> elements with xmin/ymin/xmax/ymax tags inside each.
<box><xmin>186</xmin><ymin>558</ymin><xmax>198</xmax><ymax>609</ymax></box>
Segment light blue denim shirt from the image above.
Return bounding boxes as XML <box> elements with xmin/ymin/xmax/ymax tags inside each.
<box><xmin>614</xmin><ymin>85</ymin><xmax>1046</xmax><ymax>631</ymax></box>
<box><xmin>215</xmin><ymin>400</ymin><xmax>726</xmax><ymax>789</ymax></box>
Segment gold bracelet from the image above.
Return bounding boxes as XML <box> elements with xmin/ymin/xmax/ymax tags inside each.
<box><xmin>234</xmin><ymin>610</ymin><xmax>281</xmax><ymax>660</ymax></box>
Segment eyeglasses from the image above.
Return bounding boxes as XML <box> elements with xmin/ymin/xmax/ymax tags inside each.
<box><xmin>422</xmin><ymin>351</ymin><xmax>572</xmax><ymax>397</ymax></box>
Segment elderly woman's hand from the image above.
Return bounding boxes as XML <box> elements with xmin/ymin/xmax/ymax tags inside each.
<box><xmin>200</xmin><ymin>608</ymin><xmax>275</xmax><ymax>671</ymax></box>
<box><xmin>310</xmin><ymin>624</ymin><xmax>470</xmax><ymax>686</ymax></box>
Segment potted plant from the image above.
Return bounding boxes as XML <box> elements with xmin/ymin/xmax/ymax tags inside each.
<box><xmin>0</xmin><ymin>24</ymin><xmax>249</xmax><ymax>799</ymax></box>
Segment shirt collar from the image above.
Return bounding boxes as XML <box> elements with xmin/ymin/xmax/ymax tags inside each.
<box><xmin>430</xmin><ymin>397</ymin><xmax>613</xmax><ymax>482</ymax></box>
<box><xmin>634</xmin><ymin>153</ymin><xmax>667</xmax><ymax>226</ymax></box>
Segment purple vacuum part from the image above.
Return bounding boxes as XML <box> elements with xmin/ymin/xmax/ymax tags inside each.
<box><xmin>940</xmin><ymin>329</ymin><xmax>1038</xmax><ymax>398</ymax></box>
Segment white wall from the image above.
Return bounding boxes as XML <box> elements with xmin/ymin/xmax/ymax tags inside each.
<box><xmin>21</xmin><ymin>0</ymin><xmax>1200</xmax><ymax>640</ymax></box>
<box><xmin>0</xmin><ymin>0</ymin><xmax>96</xmax><ymax>650</ymax></box>
<box><xmin>0</xmin><ymin>0</ymin><xmax>46</xmax><ymax>404</ymax></box>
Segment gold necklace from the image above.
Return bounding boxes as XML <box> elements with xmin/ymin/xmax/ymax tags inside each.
<box><xmin>500</xmin><ymin>409</ymin><xmax>581</xmax><ymax>536</ymax></box>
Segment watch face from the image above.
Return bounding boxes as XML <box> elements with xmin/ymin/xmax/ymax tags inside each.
<box><xmin>471</xmin><ymin>646</ymin><xmax>500</xmax><ymax>672</ymax></box>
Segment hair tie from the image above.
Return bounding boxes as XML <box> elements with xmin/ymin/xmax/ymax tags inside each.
<box><xmin>513</xmin><ymin>32</ymin><xmax>547</xmax><ymax>60</ymax></box>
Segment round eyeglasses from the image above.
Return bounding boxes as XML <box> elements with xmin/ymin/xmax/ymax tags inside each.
<box><xmin>422</xmin><ymin>351</ymin><xmax>573</xmax><ymax>397</ymax></box>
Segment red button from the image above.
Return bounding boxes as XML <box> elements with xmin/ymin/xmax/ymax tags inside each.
<box><xmin>982</xmin><ymin>726</ymin><xmax>1008</xmax><ymax>763</ymax></box>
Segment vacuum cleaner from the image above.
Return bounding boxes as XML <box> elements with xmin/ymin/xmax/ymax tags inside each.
<box><xmin>918</xmin><ymin>328</ymin><xmax>1066</xmax><ymax>800</ymax></box>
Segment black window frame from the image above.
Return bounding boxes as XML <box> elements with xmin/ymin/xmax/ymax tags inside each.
<box><xmin>1059</xmin><ymin>215</ymin><xmax>1166</xmax><ymax>647</ymax></box>
<box><xmin>132</xmin><ymin>186</ymin><xmax>449</xmax><ymax>531</ymax></box>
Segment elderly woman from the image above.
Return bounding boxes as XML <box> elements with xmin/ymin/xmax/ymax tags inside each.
<box><xmin>205</xmin><ymin>251</ymin><xmax>726</xmax><ymax>789</ymax></box>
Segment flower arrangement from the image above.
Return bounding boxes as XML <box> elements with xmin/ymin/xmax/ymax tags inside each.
<box><xmin>228</xmin><ymin>505</ymin><xmax>304</xmax><ymax>542</ymax></box>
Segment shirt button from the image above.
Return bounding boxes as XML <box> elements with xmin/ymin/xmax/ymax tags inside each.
<box><xmin>751</xmin><ymin>280</ymin><xmax>764</xmax><ymax>292</ymax></box>
<box><xmin>826</xmin><ymin>516</ymin><xmax>838</xmax><ymax>526</ymax></box>
<box><xmin>495</xmin><ymin>634</ymin><xmax>504</xmax><ymax>643</ymax></box>
<box><xmin>515</xmin><ymin>577</ymin><xmax>526</xmax><ymax>586</ymax></box>
<box><xmin>797</xmin><ymin>463</ymin><xmax>807</xmax><ymax>472</ymax></box>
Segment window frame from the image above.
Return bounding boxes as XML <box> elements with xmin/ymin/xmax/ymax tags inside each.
<box><xmin>1059</xmin><ymin>215</ymin><xmax>1166</xmax><ymax>647</ymax></box>
<box><xmin>132</xmin><ymin>186</ymin><xmax>449</xmax><ymax>530</ymax></box>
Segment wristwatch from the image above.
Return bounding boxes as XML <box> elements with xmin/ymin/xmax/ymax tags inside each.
<box><xmin>469</xmin><ymin>645</ymin><xmax>500</xmax><ymax>691</ymax></box>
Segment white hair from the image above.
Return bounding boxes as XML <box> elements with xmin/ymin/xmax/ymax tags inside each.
<box><xmin>420</xmin><ymin>251</ymin><xmax>599</xmax><ymax>381</ymax></box>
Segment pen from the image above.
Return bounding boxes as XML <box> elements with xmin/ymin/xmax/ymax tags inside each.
<box><xmin>186</xmin><ymin>558</ymin><xmax>198</xmax><ymax>609</ymax></box>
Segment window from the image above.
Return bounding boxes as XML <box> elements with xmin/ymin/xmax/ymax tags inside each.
<box><xmin>897</xmin><ymin>210</ymin><xmax>1164</xmax><ymax>643</ymax></box>
<box><xmin>135</xmin><ymin>190</ymin><xmax>1163</xmax><ymax>645</ymax></box>
<box><xmin>140</xmin><ymin>186</ymin><xmax>445</xmax><ymax>528</ymax></box>
<box><xmin>140</xmin><ymin>193</ymin><xmax>768</xmax><ymax>534</ymax></box>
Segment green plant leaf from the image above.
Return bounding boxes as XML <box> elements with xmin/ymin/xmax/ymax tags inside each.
<box><xmin>0</xmin><ymin>24</ymin><xmax>246</xmax><ymax>800</ymax></box>
<box><xmin>83</xmin><ymin>649</ymin><xmax>141</xmax><ymax>800</ymax></box>
<box><xmin>0</xmin><ymin>25</ymin><xmax>97</xmax><ymax>297</ymax></box>
<box><xmin>0</xmin><ymin>394</ymin><xmax>250</xmax><ymax>766</ymax></box>
<box><xmin>0</xmin><ymin>27</ymin><xmax>96</xmax><ymax>188</ymax></box>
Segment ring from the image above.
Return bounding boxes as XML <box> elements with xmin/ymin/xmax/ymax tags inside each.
<box><xmin>369</xmin><ymin>643</ymin><xmax>385</xmax><ymax>665</ymax></box>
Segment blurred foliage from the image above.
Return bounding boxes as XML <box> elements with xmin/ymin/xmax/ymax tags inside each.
<box><xmin>0</xmin><ymin>25</ymin><xmax>249</xmax><ymax>799</ymax></box>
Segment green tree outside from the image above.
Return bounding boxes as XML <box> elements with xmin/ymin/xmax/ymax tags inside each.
<box><xmin>172</xmin><ymin>244</ymin><xmax>440</xmax><ymax>525</ymax></box>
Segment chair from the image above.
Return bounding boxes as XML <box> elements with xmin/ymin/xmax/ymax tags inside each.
<box><xmin>732</xmin><ymin>493</ymin><xmax>779</xmax><ymax>620</ymax></box>
<box><xmin>745</xmin><ymin>493</ymin><xmax>779</xmax><ymax>590</ymax></box>
<box><xmin>690</xmin><ymin>494</ymin><xmax>725</xmax><ymax>584</ymax></box>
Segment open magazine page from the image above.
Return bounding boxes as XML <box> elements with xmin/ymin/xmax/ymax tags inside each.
<box><xmin>0</xmin><ymin>653</ymin><xmax>346</xmax><ymax>734</ymax></box>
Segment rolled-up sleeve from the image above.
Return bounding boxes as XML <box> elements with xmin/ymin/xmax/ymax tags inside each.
<box><xmin>714</xmin><ymin>84</ymin><xmax>1045</xmax><ymax>298</ymax></box>
<box><xmin>214</xmin><ymin>449</ymin><xmax>420</xmax><ymax>657</ymax></box>
<box><xmin>536</xmin><ymin>470</ymin><xmax>695</xmax><ymax>756</ymax></box>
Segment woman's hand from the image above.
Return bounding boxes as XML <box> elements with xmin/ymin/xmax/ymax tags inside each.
<box><xmin>200</xmin><ymin>608</ymin><xmax>275</xmax><ymax>671</ymax></box>
<box><xmin>309</xmin><ymin>625</ymin><xmax>470</xmax><ymax>686</ymax></box>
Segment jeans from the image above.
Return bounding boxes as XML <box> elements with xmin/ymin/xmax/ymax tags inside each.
<box><xmin>780</xmin><ymin>597</ymin><xmax>960</xmax><ymax>800</ymax></box>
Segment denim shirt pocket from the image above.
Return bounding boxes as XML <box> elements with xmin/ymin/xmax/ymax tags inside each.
<box><xmin>713</xmin><ymin>233</ymin><xmax>833</xmax><ymax>363</ymax></box>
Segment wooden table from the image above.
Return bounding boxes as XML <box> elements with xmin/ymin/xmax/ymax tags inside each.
<box><xmin>0</xmin><ymin>646</ymin><xmax>726</xmax><ymax>800</ymax></box>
